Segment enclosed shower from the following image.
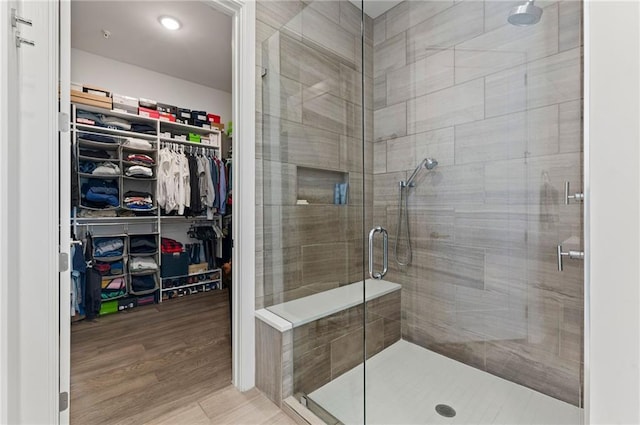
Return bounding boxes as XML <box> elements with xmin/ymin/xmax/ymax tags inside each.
<box><xmin>256</xmin><ymin>0</ymin><xmax>584</xmax><ymax>423</ymax></box>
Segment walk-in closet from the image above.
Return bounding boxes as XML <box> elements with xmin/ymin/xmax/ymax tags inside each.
<box><xmin>66</xmin><ymin>2</ymin><xmax>235</xmax><ymax>423</ymax></box>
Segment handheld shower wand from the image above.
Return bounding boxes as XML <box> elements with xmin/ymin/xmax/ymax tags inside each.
<box><xmin>394</xmin><ymin>157</ymin><xmax>438</xmax><ymax>266</ymax></box>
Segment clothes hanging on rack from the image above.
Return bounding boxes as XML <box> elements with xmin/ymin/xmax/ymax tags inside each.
<box><xmin>70</xmin><ymin>241</ymin><xmax>86</xmax><ymax>317</ymax></box>
<box><xmin>83</xmin><ymin>234</ymin><xmax>102</xmax><ymax>320</ymax></box>
<box><xmin>157</xmin><ymin>142</ymin><xmax>224</xmax><ymax>217</ymax></box>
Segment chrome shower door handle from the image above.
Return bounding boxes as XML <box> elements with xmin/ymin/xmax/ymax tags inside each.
<box><xmin>381</xmin><ymin>227</ymin><xmax>388</xmax><ymax>278</ymax></box>
<box><xmin>369</xmin><ymin>226</ymin><xmax>388</xmax><ymax>280</ymax></box>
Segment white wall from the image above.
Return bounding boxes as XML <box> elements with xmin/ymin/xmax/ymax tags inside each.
<box><xmin>587</xmin><ymin>1</ymin><xmax>640</xmax><ymax>424</ymax></box>
<box><xmin>71</xmin><ymin>48</ymin><xmax>232</xmax><ymax>125</ymax></box>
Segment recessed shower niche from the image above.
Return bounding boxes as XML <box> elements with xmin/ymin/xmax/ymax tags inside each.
<box><xmin>296</xmin><ymin>166</ymin><xmax>349</xmax><ymax>205</ymax></box>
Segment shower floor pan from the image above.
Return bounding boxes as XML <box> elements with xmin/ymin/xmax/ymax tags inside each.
<box><xmin>308</xmin><ymin>340</ymin><xmax>582</xmax><ymax>425</ymax></box>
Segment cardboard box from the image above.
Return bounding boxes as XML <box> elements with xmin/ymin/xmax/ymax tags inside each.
<box><xmin>192</xmin><ymin>110</ymin><xmax>207</xmax><ymax>122</ymax></box>
<box><xmin>112</xmin><ymin>93</ymin><xmax>138</xmax><ymax>107</ymax></box>
<box><xmin>158</xmin><ymin>112</ymin><xmax>176</xmax><ymax>122</ymax></box>
<box><xmin>207</xmin><ymin>113</ymin><xmax>221</xmax><ymax>124</ymax></box>
<box><xmin>188</xmin><ymin>263</ymin><xmax>209</xmax><ymax>275</ymax></box>
<box><xmin>138</xmin><ymin>106</ymin><xmax>160</xmax><ymax>119</ymax></box>
<box><xmin>139</xmin><ymin>98</ymin><xmax>157</xmax><ymax>110</ymax></box>
<box><xmin>191</xmin><ymin>119</ymin><xmax>209</xmax><ymax>128</ymax></box>
<box><xmin>112</xmin><ymin>104</ymin><xmax>138</xmax><ymax>115</ymax></box>
<box><xmin>210</xmin><ymin>122</ymin><xmax>225</xmax><ymax>131</ymax></box>
<box><xmin>71</xmin><ymin>89</ymin><xmax>112</xmax><ymax>109</ymax></box>
<box><xmin>157</xmin><ymin>103</ymin><xmax>178</xmax><ymax>115</ymax></box>
<box><xmin>188</xmin><ymin>133</ymin><xmax>201</xmax><ymax>143</ymax></box>
<box><xmin>83</xmin><ymin>84</ymin><xmax>111</xmax><ymax>98</ymax></box>
<box><xmin>177</xmin><ymin>108</ymin><xmax>192</xmax><ymax>121</ymax></box>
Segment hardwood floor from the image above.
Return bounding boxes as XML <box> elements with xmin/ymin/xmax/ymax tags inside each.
<box><xmin>71</xmin><ymin>290</ymin><xmax>294</xmax><ymax>425</ymax></box>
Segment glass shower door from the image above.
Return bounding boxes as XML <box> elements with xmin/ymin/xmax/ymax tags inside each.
<box><xmin>258</xmin><ymin>0</ymin><xmax>369</xmax><ymax>422</ymax></box>
<box><xmin>362</xmin><ymin>0</ymin><xmax>584</xmax><ymax>424</ymax></box>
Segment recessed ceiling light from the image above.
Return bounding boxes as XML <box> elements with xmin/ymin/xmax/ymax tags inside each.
<box><xmin>159</xmin><ymin>16</ymin><xmax>181</xmax><ymax>31</ymax></box>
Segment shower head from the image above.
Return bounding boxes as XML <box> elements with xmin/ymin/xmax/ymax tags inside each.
<box><xmin>425</xmin><ymin>157</ymin><xmax>438</xmax><ymax>170</ymax></box>
<box><xmin>508</xmin><ymin>0</ymin><xmax>543</xmax><ymax>26</ymax></box>
<box><xmin>404</xmin><ymin>157</ymin><xmax>438</xmax><ymax>187</ymax></box>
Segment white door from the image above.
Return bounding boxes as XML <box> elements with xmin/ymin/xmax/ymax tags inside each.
<box><xmin>2</xmin><ymin>0</ymin><xmax>64</xmax><ymax>423</ymax></box>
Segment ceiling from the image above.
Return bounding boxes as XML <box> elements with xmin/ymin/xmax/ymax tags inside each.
<box><xmin>348</xmin><ymin>0</ymin><xmax>404</xmax><ymax>19</ymax></box>
<box><xmin>71</xmin><ymin>1</ymin><xmax>232</xmax><ymax>93</ymax></box>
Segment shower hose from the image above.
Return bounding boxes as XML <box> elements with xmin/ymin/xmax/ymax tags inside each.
<box><xmin>394</xmin><ymin>183</ymin><xmax>412</xmax><ymax>266</ymax></box>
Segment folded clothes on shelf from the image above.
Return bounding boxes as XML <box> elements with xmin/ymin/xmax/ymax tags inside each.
<box><xmin>123</xmin><ymin>190</ymin><xmax>153</xmax><ymax>210</ymax></box>
<box><xmin>161</xmin><ymin>237</ymin><xmax>184</xmax><ymax>254</ymax></box>
<box><xmin>123</xmin><ymin>138</ymin><xmax>153</xmax><ymax>150</ymax></box>
<box><xmin>77</xmin><ymin>209</ymin><xmax>118</xmax><ymax>218</ymax></box>
<box><xmin>130</xmin><ymin>256</ymin><xmax>158</xmax><ymax>272</ymax></box>
<box><xmin>78</xmin><ymin>133</ymin><xmax>118</xmax><ymax>144</ymax></box>
<box><xmin>93</xmin><ymin>162</ymin><xmax>120</xmax><ymax>176</ymax></box>
<box><xmin>130</xmin><ymin>235</ymin><xmax>157</xmax><ymax>253</ymax></box>
<box><xmin>110</xmin><ymin>260</ymin><xmax>124</xmax><ymax>275</ymax></box>
<box><xmin>102</xmin><ymin>116</ymin><xmax>131</xmax><ymax>131</ymax></box>
<box><xmin>93</xmin><ymin>261</ymin><xmax>111</xmax><ymax>275</ymax></box>
<box><xmin>81</xmin><ymin>179</ymin><xmax>119</xmax><ymax>208</ymax></box>
<box><xmin>93</xmin><ymin>237</ymin><xmax>125</xmax><ymax>258</ymax></box>
<box><xmin>130</xmin><ymin>123</ymin><xmax>156</xmax><ymax>135</ymax></box>
<box><xmin>101</xmin><ymin>277</ymin><xmax>126</xmax><ymax>299</ymax></box>
<box><xmin>125</xmin><ymin>165</ymin><xmax>153</xmax><ymax>178</ymax></box>
<box><xmin>94</xmin><ymin>260</ymin><xmax>124</xmax><ymax>275</ymax></box>
<box><xmin>126</xmin><ymin>153</ymin><xmax>155</xmax><ymax>165</ymax></box>
<box><xmin>79</xmin><ymin>148</ymin><xmax>113</xmax><ymax>159</ymax></box>
<box><xmin>76</xmin><ymin>110</ymin><xmax>105</xmax><ymax>126</ymax></box>
<box><xmin>131</xmin><ymin>275</ymin><xmax>156</xmax><ymax>292</ymax></box>
<box><xmin>79</xmin><ymin>160</ymin><xmax>97</xmax><ymax>174</ymax></box>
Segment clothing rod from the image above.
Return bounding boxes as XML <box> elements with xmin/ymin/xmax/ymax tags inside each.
<box><xmin>70</xmin><ymin>240</ymin><xmax>83</xmax><ymax>245</ymax></box>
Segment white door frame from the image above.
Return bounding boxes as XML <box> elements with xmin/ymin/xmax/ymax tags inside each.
<box><xmin>206</xmin><ymin>0</ymin><xmax>256</xmax><ymax>392</ymax></box>
<box><xmin>56</xmin><ymin>0</ymin><xmax>256</xmax><ymax>421</ymax></box>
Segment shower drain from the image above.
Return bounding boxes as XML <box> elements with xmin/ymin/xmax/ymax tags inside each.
<box><xmin>435</xmin><ymin>404</ymin><xmax>456</xmax><ymax>418</ymax></box>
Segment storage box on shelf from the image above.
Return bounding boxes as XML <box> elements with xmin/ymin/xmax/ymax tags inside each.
<box><xmin>71</xmin><ymin>84</ymin><xmax>112</xmax><ymax>109</ymax></box>
<box><xmin>112</xmin><ymin>94</ymin><xmax>139</xmax><ymax>115</ymax></box>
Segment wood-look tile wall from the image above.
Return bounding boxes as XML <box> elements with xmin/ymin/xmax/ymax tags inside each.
<box><xmin>256</xmin><ymin>0</ymin><xmax>374</xmax><ymax>310</ymax></box>
<box><xmin>372</xmin><ymin>0</ymin><xmax>584</xmax><ymax>406</ymax></box>
<box><xmin>293</xmin><ymin>291</ymin><xmax>401</xmax><ymax>396</ymax></box>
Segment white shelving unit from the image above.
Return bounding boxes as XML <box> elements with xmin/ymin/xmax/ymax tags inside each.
<box><xmin>71</xmin><ymin>103</ymin><xmax>223</xmax><ymax>305</ymax></box>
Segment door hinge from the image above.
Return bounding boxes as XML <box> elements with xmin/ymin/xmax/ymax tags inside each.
<box><xmin>58</xmin><ymin>112</ymin><xmax>70</xmax><ymax>132</ymax></box>
<box><xmin>59</xmin><ymin>252</ymin><xmax>69</xmax><ymax>272</ymax></box>
<box><xmin>59</xmin><ymin>391</ymin><xmax>69</xmax><ymax>411</ymax></box>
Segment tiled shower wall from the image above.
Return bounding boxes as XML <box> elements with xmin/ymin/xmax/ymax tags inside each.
<box><xmin>255</xmin><ymin>0</ymin><xmax>374</xmax><ymax>310</ymax></box>
<box><xmin>372</xmin><ymin>0</ymin><xmax>584</xmax><ymax>405</ymax></box>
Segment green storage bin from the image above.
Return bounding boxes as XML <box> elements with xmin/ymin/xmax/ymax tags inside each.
<box><xmin>100</xmin><ymin>300</ymin><xmax>118</xmax><ymax>316</ymax></box>
<box><xmin>188</xmin><ymin>133</ymin><xmax>201</xmax><ymax>143</ymax></box>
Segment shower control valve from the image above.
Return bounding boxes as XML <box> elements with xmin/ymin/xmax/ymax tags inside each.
<box><xmin>557</xmin><ymin>244</ymin><xmax>584</xmax><ymax>271</ymax></box>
